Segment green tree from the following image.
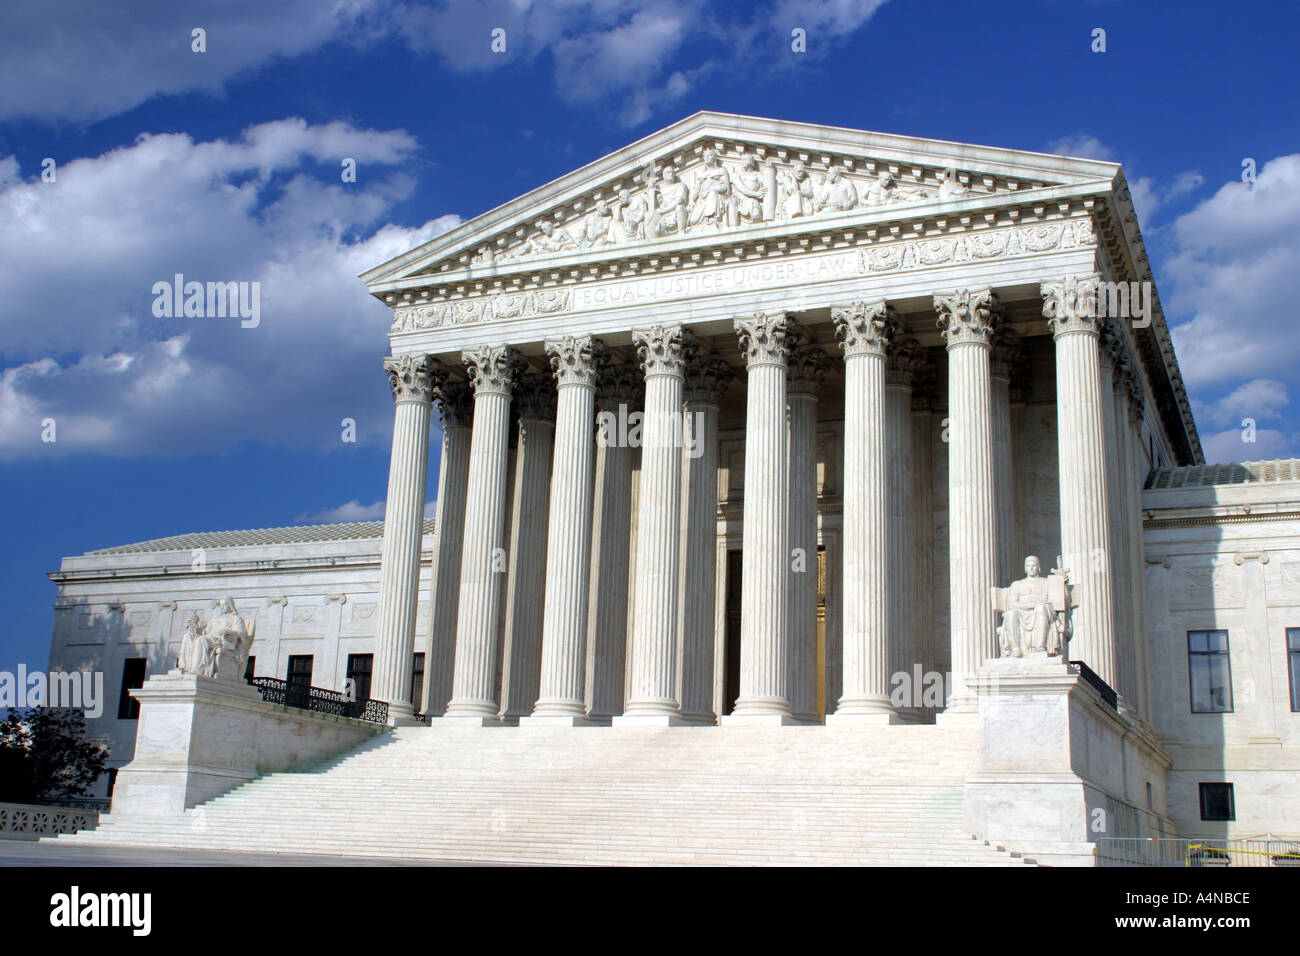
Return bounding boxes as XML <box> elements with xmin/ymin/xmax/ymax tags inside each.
<box><xmin>0</xmin><ymin>708</ymin><xmax>108</xmax><ymax>804</ymax></box>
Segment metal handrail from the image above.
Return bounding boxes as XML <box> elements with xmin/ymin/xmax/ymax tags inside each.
<box><xmin>1069</xmin><ymin>659</ymin><xmax>1118</xmax><ymax>710</ymax></box>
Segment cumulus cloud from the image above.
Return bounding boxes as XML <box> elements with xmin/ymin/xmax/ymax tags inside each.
<box><xmin>0</xmin><ymin>118</ymin><xmax>460</xmax><ymax>460</ymax></box>
<box><xmin>1045</xmin><ymin>134</ymin><xmax>1116</xmax><ymax>162</ymax></box>
<box><xmin>296</xmin><ymin>499</ymin><xmax>387</xmax><ymax>523</ymax></box>
<box><xmin>0</xmin><ymin>0</ymin><xmax>388</xmax><ymax>123</ymax></box>
<box><xmin>1199</xmin><ymin>426</ymin><xmax>1293</xmax><ymax>466</ymax></box>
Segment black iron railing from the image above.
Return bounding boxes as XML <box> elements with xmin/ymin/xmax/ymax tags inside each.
<box><xmin>1069</xmin><ymin>659</ymin><xmax>1118</xmax><ymax>710</ymax></box>
<box><xmin>249</xmin><ymin>677</ymin><xmax>389</xmax><ymax>724</ymax></box>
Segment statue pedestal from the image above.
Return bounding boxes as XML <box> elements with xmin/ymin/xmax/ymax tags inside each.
<box><xmin>109</xmin><ymin>671</ymin><xmax>384</xmax><ymax>819</ymax></box>
<box><xmin>961</xmin><ymin>657</ymin><xmax>1173</xmax><ymax>866</ymax></box>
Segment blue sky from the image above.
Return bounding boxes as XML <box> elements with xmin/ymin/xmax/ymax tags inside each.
<box><xmin>2</xmin><ymin>0</ymin><xmax>1298</xmax><ymax>675</ymax></box>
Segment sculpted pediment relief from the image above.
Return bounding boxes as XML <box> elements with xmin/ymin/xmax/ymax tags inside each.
<box><xmin>364</xmin><ymin>113</ymin><xmax>1119</xmax><ymax>292</ymax></box>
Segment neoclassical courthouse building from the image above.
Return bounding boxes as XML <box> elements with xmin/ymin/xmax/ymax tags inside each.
<box><xmin>47</xmin><ymin>115</ymin><xmax>1299</xmax><ymax>864</ymax></box>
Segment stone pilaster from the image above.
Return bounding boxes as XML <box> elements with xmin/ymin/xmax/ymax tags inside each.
<box><xmin>373</xmin><ymin>353</ymin><xmax>440</xmax><ymax>724</ymax></box>
<box><xmin>678</xmin><ymin>354</ymin><xmax>733</xmax><ymax>725</ymax></box>
<box><xmin>444</xmin><ymin>345</ymin><xmax>519</xmax><ymax>723</ymax></box>
<box><xmin>829</xmin><ymin>301</ymin><xmax>896</xmax><ymax>721</ymax></box>
<box><xmin>1042</xmin><ymin>274</ymin><xmax>1117</xmax><ymax>692</ymax></box>
<box><xmin>990</xmin><ymin>325</ymin><xmax>1021</xmax><ymax>592</ymax></box>
<box><xmin>498</xmin><ymin>373</ymin><xmax>556</xmax><ymax>722</ymax></box>
<box><xmin>528</xmin><ymin>336</ymin><xmax>609</xmax><ymax>724</ymax></box>
<box><xmin>585</xmin><ymin>364</ymin><xmax>641</xmax><ymax>722</ymax></box>
<box><xmin>936</xmin><ymin>289</ymin><xmax>1000</xmax><ymax>714</ymax></box>
<box><xmin>786</xmin><ymin>343</ymin><xmax>831</xmax><ymax>724</ymax></box>
<box><xmin>422</xmin><ymin>379</ymin><xmax>472</xmax><ymax>716</ymax></box>
<box><xmin>726</xmin><ymin>313</ymin><xmax>795</xmax><ymax>723</ymax></box>
<box><xmin>617</xmin><ymin>325</ymin><xmax>693</xmax><ymax>725</ymax></box>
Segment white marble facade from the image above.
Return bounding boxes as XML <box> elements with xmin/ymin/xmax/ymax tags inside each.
<box><xmin>46</xmin><ymin>114</ymin><xmax>1298</xmax><ymax>843</ymax></box>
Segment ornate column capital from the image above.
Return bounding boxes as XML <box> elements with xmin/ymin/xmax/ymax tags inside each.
<box><xmin>735</xmin><ymin>312</ymin><xmax>795</xmax><ymax>368</ymax></box>
<box><xmin>1042</xmin><ymin>273</ymin><xmax>1103</xmax><ymax>337</ymax></box>
<box><xmin>546</xmin><ymin>334</ymin><xmax>609</xmax><ymax>389</ymax></box>
<box><xmin>935</xmin><ymin>288</ymin><xmax>999</xmax><ymax>350</ymax></box>
<box><xmin>683</xmin><ymin>354</ymin><xmax>735</xmax><ymax>405</ymax></box>
<box><xmin>383</xmin><ymin>353</ymin><xmax>440</xmax><ymax>404</ymax></box>
<box><xmin>832</xmin><ymin>300</ymin><xmax>895</xmax><ymax>358</ymax></box>
<box><xmin>434</xmin><ymin>378</ymin><xmax>473</xmax><ymax>428</ymax></box>
<box><xmin>885</xmin><ymin>335</ymin><xmax>924</xmax><ymax>387</ymax></box>
<box><xmin>462</xmin><ymin>344</ymin><xmax>521</xmax><ymax>397</ymax></box>
<box><xmin>596</xmin><ymin>361</ymin><xmax>644</xmax><ymax>409</ymax></box>
<box><xmin>632</xmin><ymin>324</ymin><xmax>693</xmax><ymax>378</ymax></box>
<box><xmin>513</xmin><ymin>372</ymin><xmax>558</xmax><ymax>421</ymax></box>
<box><xmin>788</xmin><ymin>344</ymin><xmax>832</xmax><ymax>396</ymax></box>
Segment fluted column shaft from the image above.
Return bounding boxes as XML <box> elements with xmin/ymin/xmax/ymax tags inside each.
<box><xmin>786</xmin><ymin>344</ymin><xmax>827</xmax><ymax>723</ymax></box>
<box><xmin>422</xmin><ymin>382</ymin><xmax>471</xmax><ymax>716</ymax></box>
<box><xmin>885</xmin><ymin>339</ymin><xmax>918</xmax><ymax>716</ymax></box>
<box><xmin>910</xmin><ymin>362</ymin><xmax>938</xmax><ymax>707</ymax></box>
<box><xmin>831</xmin><ymin>302</ymin><xmax>895</xmax><ymax>719</ymax></box>
<box><xmin>531</xmin><ymin>337</ymin><xmax>607</xmax><ymax>722</ymax></box>
<box><xmin>728</xmin><ymin>314</ymin><xmax>793</xmax><ymax>721</ymax></box>
<box><xmin>619</xmin><ymin>325</ymin><xmax>690</xmax><ymax>723</ymax></box>
<box><xmin>373</xmin><ymin>354</ymin><xmax>438</xmax><ymax>724</ymax></box>
<box><xmin>445</xmin><ymin>345</ymin><xmax>517</xmax><ymax>722</ymax></box>
<box><xmin>936</xmin><ymin>290</ymin><xmax>1000</xmax><ymax>713</ymax></box>
<box><xmin>990</xmin><ymin>353</ymin><xmax>1014</xmax><ymax>590</ymax></box>
<box><xmin>1043</xmin><ymin>275</ymin><xmax>1117</xmax><ymax>690</ymax></box>
<box><xmin>1099</xmin><ymin>330</ymin><xmax>1134</xmax><ymax>714</ymax></box>
<box><xmin>1124</xmin><ymin>381</ymin><xmax>1152</xmax><ymax>721</ymax></box>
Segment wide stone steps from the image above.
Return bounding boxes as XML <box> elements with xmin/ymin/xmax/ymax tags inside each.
<box><xmin>60</xmin><ymin>722</ymin><xmax>1035</xmax><ymax>865</ymax></box>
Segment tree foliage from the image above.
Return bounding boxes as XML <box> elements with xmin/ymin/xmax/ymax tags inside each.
<box><xmin>0</xmin><ymin>708</ymin><xmax>108</xmax><ymax>804</ymax></box>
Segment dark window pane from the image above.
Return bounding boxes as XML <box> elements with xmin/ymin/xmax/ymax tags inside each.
<box><xmin>117</xmin><ymin>658</ymin><xmax>147</xmax><ymax>720</ymax></box>
<box><xmin>1199</xmin><ymin>783</ymin><xmax>1235</xmax><ymax>822</ymax></box>
<box><xmin>346</xmin><ymin>654</ymin><xmax>374</xmax><ymax>702</ymax></box>
<box><xmin>1188</xmin><ymin>631</ymin><xmax>1232</xmax><ymax>713</ymax></box>
<box><xmin>411</xmin><ymin>653</ymin><xmax>425</xmax><ymax>712</ymax></box>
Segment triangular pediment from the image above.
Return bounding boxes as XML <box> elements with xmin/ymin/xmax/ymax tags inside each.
<box><xmin>361</xmin><ymin>111</ymin><xmax>1121</xmax><ymax>294</ymax></box>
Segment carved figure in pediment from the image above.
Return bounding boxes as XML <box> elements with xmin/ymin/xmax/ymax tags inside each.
<box><xmin>613</xmin><ymin>188</ymin><xmax>646</xmax><ymax>241</ymax></box>
<box><xmin>816</xmin><ymin>166</ymin><xmax>858</xmax><ymax>213</ymax></box>
<box><xmin>690</xmin><ymin>149</ymin><xmax>732</xmax><ymax>230</ymax></box>
<box><xmin>523</xmin><ymin>218</ymin><xmax>575</xmax><ymax>257</ymax></box>
<box><xmin>992</xmin><ymin>556</ymin><xmax>1074</xmax><ymax>658</ymax></box>
<box><xmin>730</xmin><ymin>156</ymin><xmax>767</xmax><ymax>225</ymax></box>
<box><xmin>939</xmin><ymin>166</ymin><xmax>968</xmax><ymax>200</ymax></box>
<box><xmin>582</xmin><ymin>199</ymin><xmax>615</xmax><ymax>248</ymax></box>
<box><xmin>865</xmin><ymin>170</ymin><xmax>930</xmax><ymax>207</ymax></box>
<box><xmin>647</xmin><ymin>165</ymin><xmax>690</xmax><ymax>237</ymax></box>
<box><xmin>778</xmin><ymin>161</ymin><xmax>815</xmax><ymax>219</ymax></box>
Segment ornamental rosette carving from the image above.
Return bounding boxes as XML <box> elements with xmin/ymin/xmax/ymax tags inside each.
<box><xmin>434</xmin><ymin>378</ymin><xmax>473</xmax><ymax>428</ymax></box>
<box><xmin>1041</xmin><ymin>273</ymin><xmax>1102</xmax><ymax>337</ymax></box>
<box><xmin>935</xmin><ymin>288</ymin><xmax>999</xmax><ymax>349</ymax></box>
<box><xmin>832</xmin><ymin>300</ymin><xmax>895</xmax><ymax>359</ymax></box>
<box><xmin>461</xmin><ymin>344</ymin><xmax>520</xmax><ymax>397</ymax></box>
<box><xmin>596</xmin><ymin>361</ymin><xmax>644</xmax><ymax>410</ymax></box>
<box><xmin>787</xmin><ymin>344</ymin><xmax>832</xmax><ymax>396</ymax></box>
<box><xmin>734</xmin><ymin>312</ymin><xmax>795</xmax><ymax>367</ymax></box>
<box><xmin>545</xmin><ymin>334</ymin><xmax>609</xmax><ymax>388</ymax></box>
<box><xmin>513</xmin><ymin>372</ymin><xmax>558</xmax><ymax>420</ymax></box>
<box><xmin>383</xmin><ymin>353</ymin><xmax>441</xmax><ymax>403</ymax></box>
<box><xmin>683</xmin><ymin>354</ymin><xmax>735</xmax><ymax>405</ymax></box>
<box><xmin>885</xmin><ymin>335</ymin><xmax>924</xmax><ymax>387</ymax></box>
<box><xmin>632</xmin><ymin>324</ymin><xmax>693</xmax><ymax>377</ymax></box>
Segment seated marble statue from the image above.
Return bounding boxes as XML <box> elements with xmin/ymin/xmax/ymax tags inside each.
<box><xmin>177</xmin><ymin>597</ymin><xmax>254</xmax><ymax>682</ymax></box>
<box><xmin>991</xmin><ymin>556</ymin><xmax>1072</xmax><ymax>658</ymax></box>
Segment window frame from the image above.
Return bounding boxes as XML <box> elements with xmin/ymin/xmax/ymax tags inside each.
<box><xmin>1187</xmin><ymin>629</ymin><xmax>1234</xmax><ymax>714</ymax></box>
<box><xmin>1198</xmin><ymin>782</ymin><xmax>1236</xmax><ymax>822</ymax></box>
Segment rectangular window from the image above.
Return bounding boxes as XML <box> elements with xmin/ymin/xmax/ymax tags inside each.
<box><xmin>243</xmin><ymin>655</ymin><xmax>256</xmax><ymax>683</ymax></box>
<box><xmin>1199</xmin><ymin>782</ymin><xmax>1235</xmax><ymax>822</ymax></box>
<box><xmin>346</xmin><ymin>653</ymin><xmax>374</xmax><ymax>702</ymax></box>
<box><xmin>1288</xmin><ymin>628</ymin><xmax>1300</xmax><ymax>712</ymax></box>
<box><xmin>411</xmin><ymin>653</ymin><xmax>425</xmax><ymax>713</ymax></box>
<box><xmin>286</xmin><ymin>655</ymin><xmax>313</xmax><ymax>688</ymax></box>
<box><xmin>1187</xmin><ymin>630</ymin><xmax>1233</xmax><ymax>713</ymax></box>
<box><xmin>117</xmin><ymin>658</ymin><xmax>147</xmax><ymax>720</ymax></box>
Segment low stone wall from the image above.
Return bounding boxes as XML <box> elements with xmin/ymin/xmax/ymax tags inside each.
<box><xmin>0</xmin><ymin>802</ymin><xmax>99</xmax><ymax>841</ymax></box>
<box><xmin>109</xmin><ymin>671</ymin><xmax>386</xmax><ymax>818</ymax></box>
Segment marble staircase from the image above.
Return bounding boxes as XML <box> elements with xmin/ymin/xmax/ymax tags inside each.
<box><xmin>57</xmin><ymin>722</ymin><xmax>1038</xmax><ymax>865</ymax></box>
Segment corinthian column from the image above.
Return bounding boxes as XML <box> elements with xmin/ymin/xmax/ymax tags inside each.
<box><xmin>585</xmin><ymin>364</ymin><xmax>641</xmax><ymax>722</ymax></box>
<box><xmin>498</xmin><ymin>373</ymin><xmax>556</xmax><ymax>723</ymax></box>
<box><xmin>527</xmin><ymin>336</ymin><xmax>608</xmax><ymax>725</ymax></box>
<box><xmin>990</xmin><ymin>326</ymin><xmax>1021</xmax><ymax>591</ymax></box>
<box><xmin>616</xmin><ymin>325</ymin><xmax>692</xmax><ymax>726</ymax></box>
<box><xmin>421</xmin><ymin>379</ymin><xmax>472</xmax><ymax>716</ymax></box>
<box><xmin>443</xmin><ymin>345</ymin><xmax>518</xmax><ymax>724</ymax></box>
<box><xmin>1099</xmin><ymin>324</ymin><xmax>1135</xmax><ymax>715</ymax></box>
<box><xmin>1042</xmin><ymin>274</ymin><xmax>1117</xmax><ymax>690</ymax></box>
<box><xmin>828</xmin><ymin>302</ymin><xmax>896</xmax><ymax>722</ymax></box>
<box><xmin>936</xmin><ymin>289</ymin><xmax>1000</xmax><ymax>713</ymax></box>
<box><xmin>725</xmin><ymin>313</ymin><xmax>795</xmax><ymax>723</ymax></box>
<box><xmin>677</xmin><ymin>355</ymin><xmax>733</xmax><ymax>725</ymax></box>
<box><xmin>373</xmin><ymin>354</ymin><xmax>440</xmax><ymax>724</ymax></box>
<box><xmin>886</xmin><ymin>334</ymin><xmax>921</xmax><ymax>719</ymax></box>
<box><xmin>786</xmin><ymin>343</ymin><xmax>830</xmax><ymax>724</ymax></box>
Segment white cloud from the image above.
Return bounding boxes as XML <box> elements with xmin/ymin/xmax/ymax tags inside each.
<box><xmin>0</xmin><ymin>119</ymin><xmax>460</xmax><ymax>460</ymax></box>
<box><xmin>1199</xmin><ymin>426</ymin><xmax>1293</xmax><ymax>465</ymax></box>
<box><xmin>1192</xmin><ymin>378</ymin><xmax>1289</xmax><ymax>430</ymax></box>
<box><xmin>297</xmin><ymin>499</ymin><xmax>387</xmax><ymax>523</ymax></box>
<box><xmin>0</xmin><ymin>0</ymin><xmax>388</xmax><ymax>123</ymax></box>
<box><xmin>1045</xmin><ymin>134</ymin><xmax>1116</xmax><ymax>162</ymax></box>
